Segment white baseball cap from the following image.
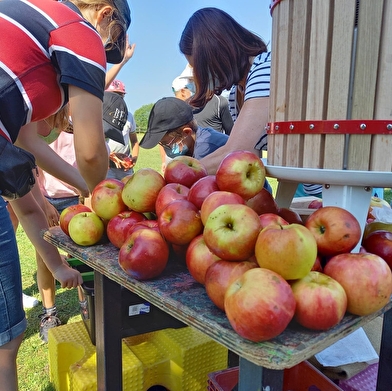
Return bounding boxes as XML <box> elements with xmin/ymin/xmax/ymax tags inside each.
<box><xmin>179</xmin><ymin>64</ymin><xmax>194</xmax><ymax>79</ymax></box>
<box><xmin>172</xmin><ymin>76</ymin><xmax>190</xmax><ymax>92</ymax></box>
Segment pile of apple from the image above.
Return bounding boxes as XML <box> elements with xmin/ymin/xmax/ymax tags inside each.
<box><xmin>59</xmin><ymin>151</ymin><xmax>392</xmax><ymax>343</ymax></box>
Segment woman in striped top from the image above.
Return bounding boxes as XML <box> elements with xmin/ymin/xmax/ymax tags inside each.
<box><xmin>179</xmin><ymin>7</ymin><xmax>270</xmax><ymax>175</ymax></box>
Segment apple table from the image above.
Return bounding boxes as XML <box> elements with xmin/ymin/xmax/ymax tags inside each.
<box><xmin>43</xmin><ymin>226</ymin><xmax>392</xmax><ymax>391</ymax></box>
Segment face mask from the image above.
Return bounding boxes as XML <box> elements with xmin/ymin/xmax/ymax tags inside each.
<box><xmin>185</xmin><ymin>81</ymin><xmax>196</xmax><ymax>96</ymax></box>
<box><xmin>39</xmin><ymin>127</ymin><xmax>60</xmax><ymax>144</ymax></box>
<box><xmin>164</xmin><ymin>143</ymin><xmax>189</xmax><ymax>159</ymax></box>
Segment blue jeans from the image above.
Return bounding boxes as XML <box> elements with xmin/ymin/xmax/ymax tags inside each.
<box><xmin>0</xmin><ymin>196</ymin><xmax>27</xmax><ymax>346</ymax></box>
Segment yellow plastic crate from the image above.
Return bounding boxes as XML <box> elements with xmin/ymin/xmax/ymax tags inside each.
<box><xmin>48</xmin><ymin>321</ymin><xmax>228</xmax><ymax>391</ymax></box>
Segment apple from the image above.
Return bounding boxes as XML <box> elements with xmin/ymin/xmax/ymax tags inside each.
<box><xmin>122</xmin><ymin>168</ymin><xmax>166</xmax><ymax>213</ymax></box>
<box><xmin>215</xmin><ymin>150</ymin><xmax>266</xmax><ymax>200</ymax></box>
<box><xmin>128</xmin><ymin>219</ymin><xmax>160</xmax><ymax>234</ymax></box>
<box><xmin>200</xmin><ymin>190</ymin><xmax>245</xmax><ymax>225</ymax></box>
<box><xmin>59</xmin><ymin>204</ymin><xmax>92</xmax><ymax>236</ymax></box>
<box><xmin>187</xmin><ymin>175</ymin><xmax>220</xmax><ymax>210</ymax></box>
<box><xmin>91</xmin><ymin>178</ymin><xmax>127</xmax><ymax>221</ymax></box>
<box><xmin>158</xmin><ymin>199</ymin><xmax>203</xmax><ymax>245</ymax></box>
<box><xmin>290</xmin><ymin>271</ymin><xmax>347</xmax><ymax>330</ymax></box>
<box><xmin>311</xmin><ymin>255</ymin><xmax>323</xmax><ymax>272</ymax></box>
<box><xmin>203</xmin><ymin>204</ymin><xmax>262</xmax><ymax>261</ymax></box>
<box><xmin>224</xmin><ymin>268</ymin><xmax>296</xmax><ymax>342</ymax></box>
<box><xmin>205</xmin><ymin>260</ymin><xmax>258</xmax><ymax>311</ymax></box>
<box><xmin>155</xmin><ymin>182</ymin><xmax>190</xmax><ymax>217</ymax></box>
<box><xmin>185</xmin><ymin>234</ymin><xmax>222</xmax><ymax>284</ymax></box>
<box><xmin>305</xmin><ymin>206</ymin><xmax>362</xmax><ymax>257</ymax></box>
<box><xmin>246</xmin><ymin>188</ymin><xmax>279</xmax><ymax>215</ymax></box>
<box><xmin>363</xmin><ymin>221</ymin><xmax>392</xmax><ymax>242</ymax></box>
<box><xmin>68</xmin><ymin>211</ymin><xmax>105</xmax><ymax>246</ymax></box>
<box><xmin>259</xmin><ymin>213</ymin><xmax>289</xmax><ymax>230</ymax></box>
<box><xmin>324</xmin><ymin>252</ymin><xmax>392</xmax><ymax>316</ymax></box>
<box><xmin>118</xmin><ymin>228</ymin><xmax>170</xmax><ymax>280</ymax></box>
<box><xmin>255</xmin><ymin>223</ymin><xmax>318</xmax><ymax>280</ymax></box>
<box><xmin>170</xmin><ymin>243</ymin><xmax>189</xmax><ymax>263</ymax></box>
<box><xmin>164</xmin><ymin>155</ymin><xmax>208</xmax><ymax>188</ymax></box>
<box><xmin>308</xmin><ymin>199</ymin><xmax>323</xmax><ymax>209</ymax></box>
<box><xmin>362</xmin><ymin>230</ymin><xmax>392</xmax><ymax>269</ymax></box>
<box><xmin>106</xmin><ymin>210</ymin><xmax>147</xmax><ymax>249</ymax></box>
<box><xmin>277</xmin><ymin>207</ymin><xmax>304</xmax><ymax>225</ymax></box>
<box><xmin>120</xmin><ymin>174</ymin><xmax>133</xmax><ymax>184</ymax></box>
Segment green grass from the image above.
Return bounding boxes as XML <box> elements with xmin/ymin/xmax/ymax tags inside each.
<box><xmin>15</xmin><ymin>137</ymin><xmax>390</xmax><ymax>389</ymax></box>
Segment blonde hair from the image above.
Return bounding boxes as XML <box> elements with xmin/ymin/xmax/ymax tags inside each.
<box><xmin>69</xmin><ymin>0</ymin><xmax>124</xmax><ymax>47</ymax></box>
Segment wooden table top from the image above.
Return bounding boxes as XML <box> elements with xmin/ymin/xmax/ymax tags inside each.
<box><xmin>44</xmin><ymin>226</ymin><xmax>391</xmax><ymax>370</ymax></box>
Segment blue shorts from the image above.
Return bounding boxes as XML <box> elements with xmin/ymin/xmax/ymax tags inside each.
<box><xmin>45</xmin><ymin>196</ymin><xmax>79</xmax><ymax>214</ymax></box>
<box><xmin>0</xmin><ymin>196</ymin><xmax>27</xmax><ymax>346</ymax></box>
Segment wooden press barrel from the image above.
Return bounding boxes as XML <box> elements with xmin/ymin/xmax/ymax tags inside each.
<box><xmin>268</xmin><ymin>0</ymin><xmax>392</xmax><ymax>172</ymax></box>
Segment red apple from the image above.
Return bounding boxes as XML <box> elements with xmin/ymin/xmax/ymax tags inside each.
<box><xmin>68</xmin><ymin>211</ymin><xmax>105</xmax><ymax>246</ymax></box>
<box><xmin>203</xmin><ymin>204</ymin><xmax>262</xmax><ymax>261</ymax></box>
<box><xmin>171</xmin><ymin>243</ymin><xmax>189</xmax><ymax>263</ymax></box>
<box><xmin>362</xmin><ymin>230</ymin><xmax>392</xmax><ymax>270</ymax></box>
<box><xmin>118</xmin><ymin>228</ymin><xmax>170</xmax><ymax>280</ymax></box>
<box><xmin>120</xmin><ymin>174</ymin><xmax>133</xmax><ymax>184</ymax></box>
<box><xmin>185</xmin><ymin>234</ymin><xmax>222</xmax><ymax>284</ymax></box>
<box><xmin>155</xmin><ymin>182</ymin><xmax>190</xmax><ymax>216</ymax></box>
<box><xmin>91</xmin><ymin>178</ymin><xmax>127</xmax><ymax>221</ymax></box>
<box><xmin>255</xmin><ymin>224</ymin><xmax>318</xmax><ymax>280</ymax></box>
<box><xmin>311</xmin><ymin>255</ymin><xmax>323</xmax><ymax>272</ymax></box>
<box><xmin>158</xmin><ymin>199</ymin><xmax>203</xmax><ymax>245</ymax></box>
<box><xmin>277</xmin><ymin>207</ymin><xmax>304</xmax><ymax>225</ymax></box>
<box><xmin>308</xmin><ymin>199</ymin><xmax>323</xmax><ymax>209</ymax></box>
<box><xmin>224</xmin><ymin>268</ymin><xmax>296</xmax><ymax>342</ymax></box>
<box><xmin>187</xmin><ymin>175</ymin><xmax>220</xmax><ymax>210</ymax></box>
<box><xmin>290</xmin><ymin>271</ymin><xmax>347</xmax><ymax>330</ymax></box>
<box><xmin>164</xmin><ymin>155</ymin><xmax>208</xmax><ymax>188</ymax></box>
<box><xmin>246</xmin><ymin>188</ymin><xmax>279</xmax><ymax>215</ymax></box>
<box><xmin>216</xmin><ymin>150</ymin><xmax>266</xmax><ymax>200</ymax></box>
<box><xmin>106</xmin><ymin>210</ymin><xmax>147</xmax><ymax>249</ymax></box>
<box><xmin>305</xmin><ymin>206</ymin><xmax>362</xmax><ymax>257</ymax></box>
<box><xmin>127</xmin><ymin>220</ymin><xmax>160</xmax><ymax>235</ymax></box>
<box><xmin>323</xmin><ymin>252</ymin><xmax>392</xmax><ymax>316</ymax></box>
<box><xmin>205</xmin><ymin>260</ymin><xmax>258</xmax><ymax>311</ymax></box>
<box><xmin>122</xmin><ymin>168</ymin><xmax>166</xmax><ymax>213</ymax></box>
<box><xmin>200</xmin><ymin>190</ymin><xmax>245</xmax><ymax>225</ymax></box>
<box><xmin>259</xmin><ymin>213</ymin><xmax>289</xmax><ymax>229</ymax></box>
<box><xmin>59</xmin><ymin>204</ymin><xmax>92</xmax><ymax>236</ymax></box>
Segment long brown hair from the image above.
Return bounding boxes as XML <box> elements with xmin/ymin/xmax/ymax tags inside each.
<box><xmin>179</xmin><ymin>8</ymin><xmax>267</xmax><ymax>108</ymax></box>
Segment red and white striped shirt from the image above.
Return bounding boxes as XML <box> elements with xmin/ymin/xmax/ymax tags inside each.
<box><xmin>0</xmin><ymin>0</ymin><xmax>107</xmax><ymax>142</ymax></box>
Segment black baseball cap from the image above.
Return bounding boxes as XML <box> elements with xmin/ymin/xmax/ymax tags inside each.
<box><xmin>140</xmin><ymin>97</ymin><xmax>194</xmax><ymax>149</ymax></box>
<box><xmin>105</xmin><ymin>0</ymin><xmax>131</xmax><ymax>64</ymax></box>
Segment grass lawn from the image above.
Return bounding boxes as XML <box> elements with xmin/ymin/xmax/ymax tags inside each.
<box><xmin>15</xmin><ymin>136</ymin><xmax>391</xmax><ymax>389</ymax></box>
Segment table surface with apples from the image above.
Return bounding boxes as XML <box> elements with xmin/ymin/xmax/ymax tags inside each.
<box><xmin>43</xmin><ymin>226</ymin><xmax>392</xmax><ymax>370</ymax></box>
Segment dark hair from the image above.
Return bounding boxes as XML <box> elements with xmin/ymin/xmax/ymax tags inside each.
<box><xmin>179</xmin><ymin>7</ymin><xmax>267</xmax><ymax>108</ymax></box>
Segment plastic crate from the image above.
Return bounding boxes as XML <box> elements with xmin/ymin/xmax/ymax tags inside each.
<box><xmin>338</xmin><ymin>363</ymin><xmax>378</xmax><ymax>391</ymax></box>
<box><xmin>208</xmin><ymin>361</ymin><xmax>342</xmax><ymax>391</ymax></box>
